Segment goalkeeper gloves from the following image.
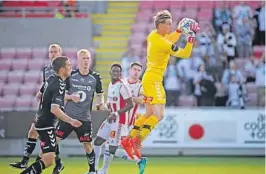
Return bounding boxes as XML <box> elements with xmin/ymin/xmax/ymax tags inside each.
<box><xmin>188</xmin><ymin>22</ymin><xmax>200</xmax><ymax>43</ymax></box>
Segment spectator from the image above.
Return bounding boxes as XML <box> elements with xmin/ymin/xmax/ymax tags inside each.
<box><xmin>235</xmin><ymin>19</ymin><xmax>253</xmax><ymax>58</ymax></box>
<box><xmin>226</xmin><ymin>75</ymin><xmax>246</xmax><ymax>109</ymax></box>
<box><xmin>193</xmin><ymin>65</ymin><xmax>215</xmax><ymax>106</ymax></box>
<box><xmin>139</xmin><ymin>49</ymin><xmax>147</xmax><ymax>71</ymax></box>
<box><xmin>213</xmin><ymin>1</ymin><xmax>232</xmax><ymax>33</ymax></box>
<box><xmin>233</xmin><ymin>1</ymin><xmax>254</xmax><ymax>58</ymax></box>
<box><xmin>177</xmin><ymin>59</ymin><xmax>194</xmax><ymax>95</ymax></box>
<box><xmin>121</xmin><ymin>48</ymin><xmax>140</xmax><ymax>77</ymax></box>
<box><xmin>244</xmin><ymin>57</ymin><xmax>257</xmax><ymax>82</ymax></box>
<box><xmin>222</xmin><ymin>60</ymin><xmax>245</xmax><ymax>86</ymax></box>
<box><xmin>254</xmin><ymin>1</ymin><xmax>265</xmax><ymax>45</ymax></box>
<box><xmin>0</xmin><ymin>0</ymin><xmax>3</xmax><ymax>13</ymax></box>
<box><xmin>233</xmin><ymin>1</ymin><xmax>253</xmax><ymax>26</ymax></box>
<box><xmin>197</xmin><ymin>24</ymin><xmax>217</xmax><ymax>67</ymax></box>
<box><xmin>217</xmin><ymin>23</ymin><xmax>237</xmax><ymax>68</ymax></box>
<box><xmin>164</xmin><ymin>57</ymin><xmax>181</xmax><ymax>106</ymax></box>
<box><xmin>255</xmin><ymin>53</ymin><xmax>265</xmax><ymax>107</ymax></box>
<box><xmin>190</xmin><ymin>44</ymin><xmax>205</xmax><ymax>71</ymax></box>
<box><xmin>62</xmin><ymin>0</ymin><xmax>76</xmax><ymax>18</ymax></box>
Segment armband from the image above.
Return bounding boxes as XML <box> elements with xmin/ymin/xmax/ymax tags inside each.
<box><xmin>171</xmin><ymin>44</ymin><xmax>179</xmax><ymax>51</ymax></box>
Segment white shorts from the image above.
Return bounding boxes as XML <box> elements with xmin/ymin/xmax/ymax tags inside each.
<box><xmin>97</xmin><ymin>120</ymin><xmax>128</xmax><ymax>146</ymax></box>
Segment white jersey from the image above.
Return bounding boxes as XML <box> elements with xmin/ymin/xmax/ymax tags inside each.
<box><xmin>124</xmin><ymin>78</ymin><xmax>142</xmax><ymax>126</ymax></box>
<box><xmin>107</xmin><ymin>80</ymin><xmax>131</xmax><ymax>125</ymax></box>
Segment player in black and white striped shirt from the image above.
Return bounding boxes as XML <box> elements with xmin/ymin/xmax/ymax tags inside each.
<box><xmin>20</xmin><ymin>56</ymin><xmax>82</xmax><ymax>174</ymax></box>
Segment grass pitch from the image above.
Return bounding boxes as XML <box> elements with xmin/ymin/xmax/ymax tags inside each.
<box><xmin>1</xmin><ymin>156</ymin><xmax>264</xmax><ymax>174</ymax></box>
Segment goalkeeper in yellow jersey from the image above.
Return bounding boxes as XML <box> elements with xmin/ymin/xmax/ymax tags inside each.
<box><xmin>121</xmin><ymin>10</ymin><xmax>200</xmax><ymax>159</ymax></box>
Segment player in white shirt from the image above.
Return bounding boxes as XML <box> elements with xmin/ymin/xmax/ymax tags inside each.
<box><xmin>99</xmin><ymin>62</ymin><xmax>147</xmax><ymax>174</ymax></box>
<box><xmin>93</xmin><ymin>63</ymin><xmax>134</xmax><ymax>174</ymax></box>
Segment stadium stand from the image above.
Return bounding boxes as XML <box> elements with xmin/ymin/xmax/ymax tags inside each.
<box><xmin>0</xmin><ymin>47</ymin><xmax>96</xmax><ymax>110</ymax></box>
<box><xmin>0</xmin><ymin>0</ymin><xmax>89</xmax><ymax>18</ymax></box>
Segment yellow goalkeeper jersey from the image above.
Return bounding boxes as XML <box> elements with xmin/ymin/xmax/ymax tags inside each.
<box><xmin>145</xmin><ymin>30</ymin><xmax>193</xmax><ymax>81</ymax></box>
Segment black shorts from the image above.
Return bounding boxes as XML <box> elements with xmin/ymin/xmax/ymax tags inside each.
<box><xmin>56</xmin><ymin>120</ymin><xmax>92</xmax><ymax>143</ymax></box>
<box><xmin>36</xmin><ymin>128</ymin><xmax>56</xmax><ymax>154</ymax></box>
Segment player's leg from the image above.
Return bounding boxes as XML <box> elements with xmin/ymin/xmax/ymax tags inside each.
<box><xmin>121</xmin><ymin>106</ymin><xmax>153</xmax><ymax>159</ymax></box>
<box><xmin>20</xmin><ymin>128</ymin><xmax>57</xmax><ymax>174</ymax></box>
<box><xmin>10</xmin><ymin>123</ymin><xmax>39</xmax><ymax>169</ymax></box>
<box><xmin>75</xmin><ymin>121</ymin><xmax>96</xmax><ymax>174</ymax></box>
<box><xmin>52</xmin><ymin>120</ymin><xmax>74</xmax><ymax>174</ymax></box>
<box><xmin>131</xmin><ymin>82</ymin><xmax>166</xmax><ymax>158</ymax></box>
<box><xmin>130</xmin><ymin>104</ymin><xmax>164</xmax><ymax>159</ymax></box>
<box><xmin>139</xmin><ymin>104</ymin><xmax>164</xmax><ymax>140</ymax></box>
<box><xmin>94</xmin><ymin>121</ymin><xmax>110</xmax><ymax>171</ymax></box>
<box><xmin>99</xmin><ymin>123</ymin><xmax>123</xmax><ymax>174</ymax></box>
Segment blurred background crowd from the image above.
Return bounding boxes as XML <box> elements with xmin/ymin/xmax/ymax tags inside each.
<box><xmin>121</xmin><ymin>1</ymin><xmax>265</xmax><ymax>109</ymax></box>
<box><xmin>0</xmin><ymin>1</ymin><xmax>265</xmax><ymax>110</ymax></box>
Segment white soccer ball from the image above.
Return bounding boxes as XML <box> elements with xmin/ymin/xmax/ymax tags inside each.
<box><xmin>178</xmin><ymin>18</ymin><xmax>196</xmax><ymax>37</ymax></box>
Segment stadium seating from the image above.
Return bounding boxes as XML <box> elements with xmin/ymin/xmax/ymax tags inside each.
<box><xmin>0</xmin><ymin>1</ymin><xmax>89</xmax><ymax>18</ymax></box>
<box><xmin>0</xmin><ymin>47</ymin><xmax>95</xmax><ymax>110</ymax></box>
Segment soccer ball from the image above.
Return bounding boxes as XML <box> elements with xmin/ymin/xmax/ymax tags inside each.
<box><xmin>178</xmin><ymin>18</ymin><xmax>196</xmax><ymax>37</ymax></box>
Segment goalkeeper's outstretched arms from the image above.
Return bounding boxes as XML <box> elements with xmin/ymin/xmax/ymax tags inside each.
<box><xmin>166</xmin><ymin>18</ymin><xmax>189</xmax><ymax>43</ymax></box>
<box><xmin>172</xmin><ymin>22</ymin><xmax>200</xmax><ymax>58</ymax></box>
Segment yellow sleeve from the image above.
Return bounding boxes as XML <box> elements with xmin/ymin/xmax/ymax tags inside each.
<box><xmin>166</xmin><ymin>31</ymin><xmax>182</xmax><ymax>43</ymax></box>
<box><xmin>170</xmin><ymin>42</ymin><xmax>193</xmax><ymax>59</ymax></box>
<box><xmin>156</xmin><ymin>36</ymin><xmax>193</xmax><ymax>59</ymax></box>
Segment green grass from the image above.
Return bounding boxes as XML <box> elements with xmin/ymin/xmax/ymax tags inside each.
<box><xmin>1</xmin><ymin>157</ymin><xmax>264</xmax><ymax>174</ymax></box>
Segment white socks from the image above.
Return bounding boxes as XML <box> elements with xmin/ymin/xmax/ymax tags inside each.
<box><xmin>94</xmin><ymin>145</ymin><xmax>102</xmax><ymax>171</ymax></box>
<box><xmin>101</xmin><ymin>150</ymin><xmax>114</xmax><ymax>173</ymax></box>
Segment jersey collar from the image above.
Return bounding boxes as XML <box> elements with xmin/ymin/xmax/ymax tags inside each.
<box><xmin>127</xmin><ymin>78</ymin><xmax>138</xmax><ymax>84</ymax></box>
<box><xmin>78</xmin><ymin>69</ymin><xmax>91</xmax><ymax>77</ymax></box>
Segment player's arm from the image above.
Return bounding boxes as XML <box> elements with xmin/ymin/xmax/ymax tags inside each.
<box><xmin>132</xmin><ymin>86</ymin><xmax>144</xmax><ymax>105</ymax></box>
<box><xmin>94</xmin><ymin>72</ymin><xmax>105</xmax><ymax>105</ymax></box>
<box><xmin>50</xmin><ymin>83</ymin><xmax>81</xmax><ymax>127</ymax></box>
<box><xmin>36</xmin><ymin>67</ymin><xmax>46</xmax><ymax>100</ymax></box>
<box><xmin>63</xmin><ymin>77</ymin><xmax>73</xmax><ymax>101</ymax></box>
<box><xmin>165</xmin><ymin>18</ymin><xmax>190</xmax><ymax>43</ymax></box>
<box><xmin>117</xmin><ymin>98</ymin><xmax>134</xmax><ymax>116</ymax></box>
<box><xmin>171</xmin><ymin>42</ymin><xmax>194</xmax><ymax>58</ymax></box>
<box><xmin>117</xmin><ymin>85</ymin><xmax>134</xmax><ymax>114</ymax></box>
<box><xmin>165</xmin><ymin>22</ymin><xmax>199</xmax><ymax>58</ymax></box>
<box><xmin>165</xmin><ymin>30</ymin><xmax>182</xmax><ymax>43</ymax></box>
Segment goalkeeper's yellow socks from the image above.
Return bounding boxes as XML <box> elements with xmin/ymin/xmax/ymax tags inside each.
<box><xmin>129</xmin><ymin>115</ymin><xmax>147</xmax><ymax>138</ymax></box>
<box><xmin>139</xmin><ymin>115</ymin><xmax>159</xmax><ymax>141</ymax></box>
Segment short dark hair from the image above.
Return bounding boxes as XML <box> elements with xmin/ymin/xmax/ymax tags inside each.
<box><xmin>130</xmin><ymin>62</ymin><xmax>142</xmax><ymax>69</ymax></box>
<box><xmin>110</xmin><ymin>63</ymin><xmax>123</xmax><ymax>72</ymax></box>
<box><xmin>52</xmin><ymin>56</ymin><xmax>69</xmax><ymax>73</ymax></box>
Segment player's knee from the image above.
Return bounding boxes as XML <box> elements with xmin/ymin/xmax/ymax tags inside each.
<box><xmin>28</xmin><ymin>126</ymin><xmax>38</xmax><ymax>139</ymax></box>
<box><xmin>94</xmin><ymin>136</ymin><xmax>105</xmax><ymax>146</ymax></box>
<box><xmin>41</xmin><ymin>153</ymin><xmax>55</xmax><ymax>168</ymax></box>
<box><xmin>83</xmin><ymin>142</ymin><xmax>93</xmax><ymax>153</ymax></box>
<box><xmin>109</xmin><ymin>145</ymin><xmax>118</xmax><ymax>155</ymax></box>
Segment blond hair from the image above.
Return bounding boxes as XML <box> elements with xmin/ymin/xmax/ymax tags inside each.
<box><xmin>77</xmin><ymin>49</ymin><xmax>91</xmax><ymax>58</ymax></box>
<box><xmin>48</xmin><ymin>44</ymin><xmax>62</xmax><ymax>53</ymax></box>
<box><xmin>153</xmin><ymin>10</ymin><xmax>172</xmax><ymax>29</ymax></box>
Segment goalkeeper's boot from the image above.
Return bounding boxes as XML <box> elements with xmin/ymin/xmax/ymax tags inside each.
<box><xmin>9</xmin><ymin>161</ymin><xmax>27</xmax><ymax>169</ymax></box>
<box><xmin>130</xmin><ymin>137</ymin><xmax>142</xmax><ymax>159</ymax></box>
<box><xmin>121</xmin><ymin>137</ymin><xmax>134</xmax><ymax>160</ymax></box>
<box><xmin>137</xmin><ymin>157</ymin><xmax>147</xmax><ymax>174</ymax></box>
<box><xmin>52</xmin><ymin>162</ymin><xmax>65</xmax><ymax>174</ymax></box>
<box><xmin>84</xmin><ymin>172</ymin><xmax>97</xmax><ymax>174</ymax></box>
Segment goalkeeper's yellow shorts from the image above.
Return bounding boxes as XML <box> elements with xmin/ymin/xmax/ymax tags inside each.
<box><xmin>142</xmin><ymin>73</ymin><xmax>166</xmax><ymax>105</ymax></box>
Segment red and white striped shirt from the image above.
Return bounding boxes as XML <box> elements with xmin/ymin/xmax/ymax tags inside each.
<box><xmin>124</xmin><ymin>78</ymin><xmax>142</xmax><ymax>126</ymax></box>
<box><xmin>107</xmin><ymin>80</ymin><xmax>131</xmax><ymax>125</ymax></box>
